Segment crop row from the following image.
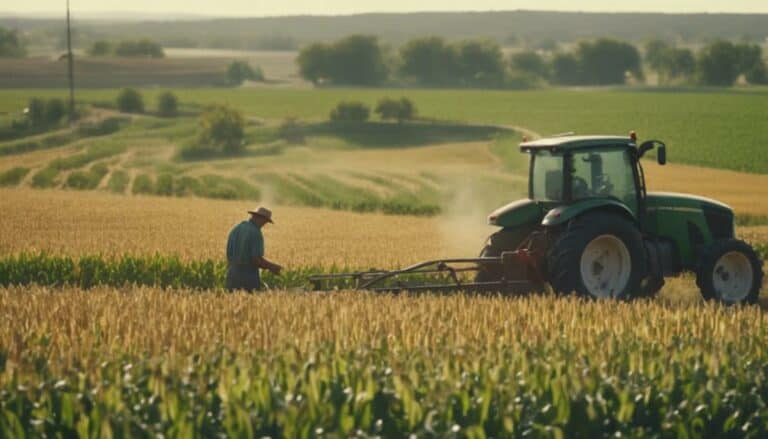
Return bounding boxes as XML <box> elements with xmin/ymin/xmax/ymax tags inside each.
<box><xmin>1</xmin><ymin>288</ymin><xmax>768</xmax><ymax>437</ymax></box>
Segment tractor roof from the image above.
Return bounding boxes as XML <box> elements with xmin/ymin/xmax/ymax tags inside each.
<box><xmin>520</xmin><ymin>135</ymin><xmax>633</xmax><ymax>152</ymax></box>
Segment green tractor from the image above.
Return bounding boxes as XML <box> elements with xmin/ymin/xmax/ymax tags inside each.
<box><xmin>309</xmin><ymin>133</ymin><xmax>763</xmax><ymax>304</ymax></box>
<box><xmin>479</xmin><ymin>133</ymin><xmax>763</xmax><ymax>303</ymax></box>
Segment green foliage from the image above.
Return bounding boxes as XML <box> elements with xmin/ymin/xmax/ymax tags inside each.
<box><xmin>277</xmin><ymin>117</ymin><xmax>305</xmax><ymax>144</ymax></box>
<box><xmin>510</xmin><ymin>50</ymin><xmax>549</xmax><ymax>79</ymax></box>
<box><xmin>26</xmin><ymin>97</ymin><xmax>46</xmax><ymax>127</ymax></box>
<box><xmin>0</xmin><ymin>167</ymin><xmax>29</xmax><ymax>186</ymax></box>
<box><xmin>226</xmin><ymin>60</ymin><xmax>264</xmax><ymax>85</ymax></box>
<box><xmin>24</xmin><ymin>97</ymin><xmax>66</xmax><ymax>128</ymax></box>
<box><xmin>297</xmin><ymin>43</ymin><xmax>333</xmax><ymax>85</ymax></box>
<box><xmin>298</xmin><ymin>35</ymin><xmax>387</xmax><ymax>86</ymax></box>
<box><xmin>132</xmin><ymin>173</ymin><xmax>154</xmax><ymax>194</ymax></box>
<box><xmin>113</xmin><ymin>39</ymin><xmax>164</xmax><ymax>58</ymax></box>
<box><xmin>77</xmin><ymin>117</ymin><xmax>127</xmax><ymax>137</ymax></box>
<box><xmin>87</xmin><ymin>40</ymin><xmax>112</xmax><ymax>56</ymax></box>
<box><xmin>106</xmin><ymin>169</ymin><xmax>129</xmax><ymax>193</ymax></box>
<box><xmin>0</xmin><ymin>26</ymin><xmax>26</xmax><ymax>57</ymax></box>
<box><xmin>330</xmin><ymin>101</ymin><xmax>370</xmax><ymax>122</ymax></box>
<box><xmin>398</xmin><ymin>37</ymin><xmax>459</xmax><ymax>85</ymax></box>
<box><xmin>644</xmin><ymin>40</ymin><xmax>696</xmax><ymax>84</ymax></box>
<box><xmin>44</xmin><ymin>98</ymin><xmax>66</xmax><ymax>124</ymax></box>
<box><xmin>551</xmin><ymin>52</ymin><xmax>581</xmax><ymax>85</ymax></box>
<box><xmin>64</xmin><ymin>163</ymin><xmax>109</xmax><ymax>190</ymax></box>
<box><xmin>398</xmin><ymin>37</ymin><xmax>505</xmax><ymax>87</ymax></box>
<box><xmin>183</xmin><ymin>105</ymin><xmax>245</xmax><ymax>159</ymax></box>
<box><xmin>157</xmin><ymin>91</ymin><xmax>178</xmax><ymax>117</ymax></box>
<box><xmin>697</xmin><ymin>40</ymin><xmax>742</xmax><ymax>86</ymax></box>
<box><xmin>577</xmin><ymin>38</ymin><xmax>642</xmax><ymax>84</ymax></box>
<box><xmin>30</xmin><ymin>167</ymin><xmax>60</xmax><ymax>188</ymax></box>
<box><xmin>116</xmin><ymin>88</ymin><xmax>144</xmax><ymax>113</ymax></box>
<box><xmin>455</xmin><ymin>39</ymin><xmax>506</xmax><ymax>87</ymax></box>
<box><xmin>375</xmin><ymin>97</ymin><xmax>416</xmax><ymax>123</ymax></box>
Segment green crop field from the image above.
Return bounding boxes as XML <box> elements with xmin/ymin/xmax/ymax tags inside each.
<box><xmin>1</xmin><ymin>87</ymin><xmax>767</xmax><ymax>173</ymax></box>
<box><xmin>2</xmin><ymin>82</ymin><xmax>768</xmax><ymax>437</ymax></box>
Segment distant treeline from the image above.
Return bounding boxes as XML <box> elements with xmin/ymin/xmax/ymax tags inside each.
<box><xmin>3</xmin><ymin>11</ymin><xmax>768</xmax><ymax>50</ymax></box>
<box><xmin>298</xmin><ymin>35</ymin><xmax>767</xmax><ymax>88</ymax></box>
<box><xmin>88</xmin><ymin>39</ymin><xmax>164</xmax><ymax>58</ymax></box>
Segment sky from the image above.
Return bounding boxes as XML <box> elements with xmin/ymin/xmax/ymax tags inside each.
<box><xmin>5</xmin><ymin>1</ymin><xmax>768</xmax><ymax>18</ymax></box>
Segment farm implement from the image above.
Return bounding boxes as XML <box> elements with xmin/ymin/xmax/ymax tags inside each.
<box><xmin>310</xmin><ymin>132</ymin><xmax>764</xmax><ymax>304</ymax></box>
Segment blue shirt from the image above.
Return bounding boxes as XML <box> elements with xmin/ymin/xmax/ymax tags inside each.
<box><xmin>226</xmin><ymin>221</ymin><xmax>265</xmax><ymax>265</ymax></box>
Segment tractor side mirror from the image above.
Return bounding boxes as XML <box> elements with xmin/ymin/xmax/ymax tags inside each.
<box><xmin>657</xmin><ymin>145</ymin><xmax>666</xmax><ymax>165</ymax></box>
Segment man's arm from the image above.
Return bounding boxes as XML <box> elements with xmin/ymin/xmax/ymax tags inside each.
<box><xmin>252</xmin><ymin>256</ymin><xmax>282</xmax><ymax>275</ymax></box>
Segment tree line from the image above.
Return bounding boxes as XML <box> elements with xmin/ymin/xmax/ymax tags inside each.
<box><xmin>298</xmin><ymin>35</ymin><xmax>768</xmax><ymax>88</ymax></box>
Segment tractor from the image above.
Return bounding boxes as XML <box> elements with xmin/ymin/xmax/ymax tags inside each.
<box><xmin>310</xmin><ymin>133</ymin><xmax>763</xmax><ymax>304</ymax></box>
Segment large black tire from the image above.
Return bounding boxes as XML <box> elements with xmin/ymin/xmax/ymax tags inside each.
<box><xmin>695</xmin><ymin>239</ymin><xmax>763</xmax><ymax>305</ymax></box>
<box><xmin>547</xmin><ymin>212</ymin><xmax>646</xmax><ymax>299</ymax></box>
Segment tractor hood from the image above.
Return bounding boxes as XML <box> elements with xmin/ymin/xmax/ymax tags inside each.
<box><xmin>488</xmin><ymin>199</ymin><xmax>544</xmax><ymax>227</ymax></box>
<box><xmin>646</xmin><ymin>191</ymin><xmax>733</xmax><ymax>214</ymax></box>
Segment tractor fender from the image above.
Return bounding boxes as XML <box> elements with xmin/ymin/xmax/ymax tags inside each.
<box><xmin>488</xmin><ymin>199</ymin><xmax>544</xmax><ymax>228</ymax></box>
<box><xmin>541</xmin><ymin>198</ymin><xmax>636</xmax><ymax>227</ymax></box>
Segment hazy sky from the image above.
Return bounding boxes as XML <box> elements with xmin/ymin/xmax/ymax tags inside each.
<box><xmin>8</xmin><ymin>1</ymin><xmax>768</xmax><ymax>17</ymax></box>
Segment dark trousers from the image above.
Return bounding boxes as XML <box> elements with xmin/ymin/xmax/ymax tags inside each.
<box><xmin>226</xmin><ymin>264</ymin><xmax>261</xmax><ymax>292</ymax></box>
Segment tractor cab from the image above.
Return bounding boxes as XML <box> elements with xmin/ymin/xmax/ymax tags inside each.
<box><xmin>524</xmin><ymin>136</ymin><xmax>644</xmax><ymax>216</ymax></box>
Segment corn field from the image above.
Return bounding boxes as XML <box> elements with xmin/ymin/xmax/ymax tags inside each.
<box><xmin>1</xmin><ymin>288</ymin><xmax>767</xmax><ymax>437</ymax></box>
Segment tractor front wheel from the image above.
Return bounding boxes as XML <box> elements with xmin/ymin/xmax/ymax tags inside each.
<box><xmin>547</xmin><ymin>212</ymin><xmax>646</xmax><ymax>299</ymax></box>
<box><xmin>696</xmin><ymin>239</ymin><xmax>763</xmax><ymax>305</ymax></box>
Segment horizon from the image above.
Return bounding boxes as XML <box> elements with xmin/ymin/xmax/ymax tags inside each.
<box><xmin>3</xmin><ymin>1</ymin><xmax>768</xmax><ymax>21</ymax></box>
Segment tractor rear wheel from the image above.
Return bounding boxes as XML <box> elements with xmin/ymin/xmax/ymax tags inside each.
<box><xmin>547</xmin><ymin>212</ymin><xmax>646</xmax><ymax>299</ymax></box>
<box><xmin>695</xmin><ymin>239</ymin><xmax>763</xmax><ymax>305</ymax></box>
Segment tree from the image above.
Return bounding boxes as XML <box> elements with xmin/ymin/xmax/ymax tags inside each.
<box><xmin>577</xmin><ymin>39</ymin><xmax>642</xmax><ymax>85</ymax></box>
<box><xmin>551</xmin><ymin>53</ymin><xmax>582</xmax><ymax>85</ymax></box>
<box><xmin>455</xmin><ymin>39</ymin><xmax>505</xmax><ymax>86</ymax></box>
<box><xmin>644</xmin><ymin>40</ymin><xmax>672</xmax><ymax>73</ymax></box>
<box><xmin>665</xmin><ymin>48</ymin><xmax>696</xmax><ymax>81</ymax></box>
<box><xmin>197</xmin><ymin>105</ymin><xmax>245</xmax><ymax>154</ymax></box>
<box><xmin>697</xmin><ymin>40</ymin><xmax>741</xmax><ymax>86</ymax></box>
<box><xmin>328</xmin><ymin>35</ymin><xmax>388</xmax><ymax>85</ymax></box>
<box><xmin>44</xmin><ymin>99</ymin><xmax>66</xmax><ymax>125</ymax></box>
<box><xmin>736</xmin><ymin>43</ymin><xmax>767</xmax><ymax>85</ymax></box>
<box><xmin>116</xmin><ymin>88</ymin><xmax>144</xmax><ymax>113</ymax></box>
<box><xmin>157</xmin><ymin>92</ymin><xmax>178</xmax><ymax>117</ymax></box>
<box><xmin>375</xmin><ymin>97</ymin><xmax>416</xmax><ymax>123</ymax></box>
<box><xmin>0</xmin><ymin>27</ymin><xmax>26</xmax><ymax>58</ymax></box>
<box><xmin>510</xmin><ymin>51</ymin><xmax>549</xmax><ymax>79</ymax></box>
<box><xmin>297</xmin><ymin>43</ymin><xmax>333</xmax><ymax>85</ymax></box>
<box><xmin>226</xmin><ymin>60</ymin><xmax>264</xmax><ymax>85</ymax></box>
<box><xmin>398</xmin><ymin>37</ymin><xmax>459</xmax><ymax>85</ymax></box>
<box><xmin>88</xmin><ymin>40</ymin><xmax>112</xmax><ymax>56</ymax></box>
<box><xmin>114</xmin><ymin>39</ymin><xmax>164</xmax><ymax>58</ymax></box>
<box><xmin>26</xmin><ymin>98</ymin><xmax>46</xmax><ymax>127</ymax></box>
<box><xmin>330</xmin><ymin>101</ymin><xmax>370</xmax><ymax>122</ymax></box>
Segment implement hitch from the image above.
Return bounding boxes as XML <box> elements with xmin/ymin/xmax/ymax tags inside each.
<box><xmin>308</xmin><ymin>250</ymin><xmax>544</xmax><ymax>294</ymax></box>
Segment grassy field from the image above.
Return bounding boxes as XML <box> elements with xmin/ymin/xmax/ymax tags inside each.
<box><xmin>0</xmin><ymin>52</ymin><xmax>302</xmax><ymax>88</ymax></box>
<box><xmin>2</xmin><ymin>84</ymin><xmax>768</xmax><ymax>436</ymax></box>
<box><xmin>1</xmin><ymin>87</ymin><xmax>767</xmax><ymax>173</ymax></box>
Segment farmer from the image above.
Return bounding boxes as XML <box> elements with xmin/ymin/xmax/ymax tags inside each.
<box><xmin>225</xmin><ymin>206</ymin><xmax>282</xmax><ymax>292</ymax></box>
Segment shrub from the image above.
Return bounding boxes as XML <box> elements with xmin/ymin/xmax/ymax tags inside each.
<box><xmin>132</xmin><ymin>174</ymin><xmax>154</xmax><ymax>194</ymax></box>
<box><xmin>77</xmin><ymin>117</ymin><xmax>126</xmax><ymax>137</ymax></box>
<box><xmin>107</xmin><ymin>170</ymin><xmax>129</xmax><ymax>193</ymax></box>
<box><xmin>64</xmin><ymin>163</ymin><xmax>109</xmax><ymax>190</ymax></box>
<box><xmin>157</xmin><ymin>91</ymin><xmax>178</xmax><ymax>117</ymax></box>
<box><xmin>114</xmin><ymin>39</ymin><xmax>164</xmax><ymax>58</ymax></box>
<box><xmin>26</xmin><ymin>98</ymin><xmax>46</xmax><ymax>127</ymax></box>
<box><xmin>0</xmin><ymin>167</ymin><xmax>29</xmax><ymax>186</ymax></box>
<box><xmin>226</xmin><ymin>60</ymin><xmax>264</xmax><ymax>84</ymax></box>
<box><xmin>277</xmin><ymin>117</ymin><xmax>305</xmax><ymax>144</ymax></box>
<box><xmin>155</xmin><ymin>173</ymin><xmax>174</xmax><ymax>196</ymax></box>
<box><xmin>44</xmin><ymin>98</ymin><xmax>66</xmax><ymax>125</ymax></box>
<box><xmin>375</xmin><ymin>97</ymin><xmax>416</xmax><ymax>123</ymax></box>
<box><xmin>116</xmin><ymin>88</ymin><xmax>144</xmax><ymax>113</ymax></box>
<box><xmin>88</xmin><ymin>40</ymin><xmax>112</xmax><ymax>56</ymax></box>
<box><xmin>329</xmin><ymin>101</ymin><xmax>370</xmax><ymax>122</ymax></box>
<box><xmin>194</xmin><ymin>105</ymin><xmax>246</xmax><ymax>155</ymax></box>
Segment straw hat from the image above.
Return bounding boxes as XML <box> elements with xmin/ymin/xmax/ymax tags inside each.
<box><xmin>248</xmin><ymin>206</ymin><xmax>274</xmax><ymax>223</ymax></box>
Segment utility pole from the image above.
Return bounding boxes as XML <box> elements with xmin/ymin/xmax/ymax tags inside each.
<box><xmin>66</xmin><ymin>0</ymin><xmax>75</xmax><ymax>123</ymax></box>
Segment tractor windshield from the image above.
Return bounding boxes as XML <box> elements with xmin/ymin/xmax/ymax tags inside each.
<box><xmin>570</xmin><ymin>148</ymin><xmax>637</xmax><ymax>209</ymax></box>
<box><xmin>531</xmin><ymin>151</ymin><xmax>564</xmax><ymax>201</ymax></box>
